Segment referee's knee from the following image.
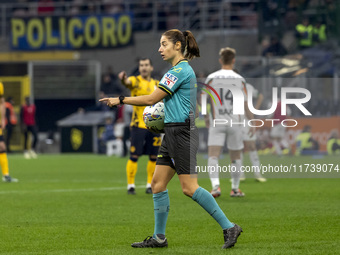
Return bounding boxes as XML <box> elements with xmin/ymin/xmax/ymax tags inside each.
<box><xmin>182</xmin><ymin>187</ymin><xmax>195</xmax><ymax>198</ymax></box>
<box><xmin>151</xmin><ymin>180</ymin><xmax>165</xmax><ymax>194</ymax></box>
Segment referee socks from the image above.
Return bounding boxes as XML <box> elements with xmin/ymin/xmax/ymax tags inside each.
<box><xmin>153</xmin><ymin>190</ymin><xmax>170</xmax><ymax>237</ymax></box>
<box><xmin>192</xmin><ymin>187</ymin><xmax>234</xmax><ymax>230</ymax></box>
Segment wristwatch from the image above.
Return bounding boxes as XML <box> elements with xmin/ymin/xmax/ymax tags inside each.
<box><xmin>119</xmin><ymin>95</ymin><xmax>125</xmax><ymax>104</ymax></box>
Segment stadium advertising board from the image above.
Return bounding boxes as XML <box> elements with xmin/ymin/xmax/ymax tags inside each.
<box><xmin>10</xmin><ymin>13</ymin><xmax>133</xmax><ymax>51</ymax></box>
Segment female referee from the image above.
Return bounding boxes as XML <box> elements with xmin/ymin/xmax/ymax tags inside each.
<box><xmin>100</xmin><ymin>29</ymin><xmax>242</xmax><ymax>249</ymax></box>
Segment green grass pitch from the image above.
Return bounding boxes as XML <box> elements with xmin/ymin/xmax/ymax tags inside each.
<box><xmin>0</xmin><ymin>154</ymin><xmax>339</xmax><ymax>255</ymax></box>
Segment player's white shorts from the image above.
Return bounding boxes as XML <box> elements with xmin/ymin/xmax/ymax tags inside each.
<box><xmin>208</xmin><ymin>125</ymin><xmax>244</xmax><ymax>151</ymax></box>
<box><xmin>242</xmin><ymin>125</ymin><xmax>256</xmax><ymax>141</ymax></box>
<box><xmin>270</xmin><ymin>124</ymin><xmax>286</xmax><ymax>139</ymax></box>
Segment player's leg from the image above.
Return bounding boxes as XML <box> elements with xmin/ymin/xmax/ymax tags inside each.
<box><xmin>146</xmin><ymin>156</ymin><xmax>157</xmax><ymax>194</ymax></box>
<box><xmin>132</xmin><ymin>126</ymin><xmax>189</xmax><ymax>248</ymax></box>
<box><xmin>0</xmin><ymin>133</ymin><xmax>18</xmax><ymax>182</ymax></box>
<box><xmin>150</xmin><ymin>136</ymin><xmax>175</xmax><ymax>245</ymax></box>
<box><xmin>227</xmin><ymin>127</ymin><xmax>244</xmax><ymax>197</ymax></box>
<box><xmin>244</xmin><ymin>140</ymin><xmax>266</xmax><ymax>182</ymax></box>
<box><xmin>229</xmin><ymin>149</ymin><xmax>244</xmax><ymax>197</ymax></box>
<box><xmin>240</xmin><ymin>126</ymin><xmax>248</xmax><ymax>181</ymax></box>
<box><xmin>239</xmin><ymin>151</ymin><xmax>246</xmax><ymax>180</ymax></box>
<box><xmin>126</xmin><ymin>127</ymin><xmax>145</xmax><ymax>194</ymax></box>
<box><xmin>23</xmin><ymin>126</ymin><xmax>30</xmax><ymax>159</ymax></box>
<box><xmin>178</xmin><ymin>174</ymin><xmax>242</xmax><ymax>248</ymax></box>
<box><xmin>132</xmin><ymin>138</ymin><xmax>175</xmax><ymax>248</ymax></box>
<box><xmin>126</xmin><ymin>155</ymin><xmax>138</xmax><ymax>194</ymax></box>
<box><xmin>151</xmin><ymin>165</ymin><xmax>175</xmax><ymax>241</ymax></box>
<box><xmin>176</xmin><ymin>124</ymin><xmax>242</xmax><ymax>249</ymax></box>
<box><xmin>145</xmin><ymin>131</ymin><xmax>161</xmax><ymax>194</ymax></box>
<box><xmin>208</xmin><ymin>146</ymin><xmax>222</xmax><ymax>197</ymax></box>
<box><xmin>29</xmin><ymin>126</ymin><xmax>38</xmax><ymax>158</ymax></box>
<box><xmin>207</xmin><ymin>127</ymin><xmax>225</xmax><ymax>197</ymax></box>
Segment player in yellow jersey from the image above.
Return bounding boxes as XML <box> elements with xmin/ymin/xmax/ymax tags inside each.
<box><xmin>118</xmin><ymin>58</ymin><xmax>161</xmax><ymax>194</ymax></box>
<box><xmin>0</xmin><ymin>82</ymin><xmax>18</xmax><ymax>182</ymax></box>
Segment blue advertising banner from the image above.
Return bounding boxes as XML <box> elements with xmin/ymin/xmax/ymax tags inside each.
<box><xmin>10</xmin><ymin>13</ymin><xmax>133</xmax><ymax>51</ymax></box>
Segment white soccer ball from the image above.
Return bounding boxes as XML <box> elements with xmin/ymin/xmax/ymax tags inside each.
<box><xmin>143</xmin><ymin>102</ymin><xmax>165</xmax><ymax>130</ymax></box>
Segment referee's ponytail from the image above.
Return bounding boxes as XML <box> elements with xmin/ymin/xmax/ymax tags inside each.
<box><xmin>183</xmin><ymin>30</ymin><xmax>200</xmax><ymax>60</ymax></box>
<box><xmin>163</xmin><ymin>29</ymin><xmax>200</xmax><ymax>60</ymax></box>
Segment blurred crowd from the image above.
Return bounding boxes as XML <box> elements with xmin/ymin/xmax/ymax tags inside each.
<box><xmin>5</xmin><ymin>0</ymin><xmax>259</xmax><ymax>30</ymax></box>
<box><xmin>260</xmin><ymin>0</ymin><xmax>336</xmax><ymax>31</ymax></box>
<box><xmin>260</xmin><ymin>0</ymin><xmax>336</xmax><ymax>53</ymax></box>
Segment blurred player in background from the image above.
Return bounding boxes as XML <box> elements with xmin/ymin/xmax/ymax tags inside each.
<box><xmin>270</xmin><ymin>99</ymin><xmax>291</xmax><ymax>156</ymax></box>
<box><xmin>20</xmin><ymin>96</ymin><xmax>38</xmax><ymax>159</ymax></box>
<box><xmin>0</xmin><ymin>82</ymin><xmax>18</xmax><ymax>182</ymax></box>
<box><xmin>101</xmin><ymin>29</ymin><xmax>243</xmax><ymax>249</ymax></box>
<box><xmin>5</xmin><ymin>96</ymin><xmax>17</xmax><ymax>153</ymax></box>
<box><xmin>240</xmin><ymin>83</ymin><xmax>266</xmax><ymax>182</ymax></box>
<box><xmin>206</xmin><ymin>47</ymin><xmax>255</xmax><ymax>198</ymax></box>
<box><xmin>118</xmin><ymin>58</ymin><xmax>160</xmax><ymax>195</ymax></box>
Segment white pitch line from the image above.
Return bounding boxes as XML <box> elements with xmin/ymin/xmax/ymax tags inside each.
<box><xmin>0</xmin><ymin>185</ymin><xmax>145</xmax><ymax>194</ymax></box>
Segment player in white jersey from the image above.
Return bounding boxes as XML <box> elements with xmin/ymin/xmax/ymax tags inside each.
<box><xmin>205</xmin><ymin>47</ymin><xmax>254</xmax><ymax>197</ymax></box>
<box><xmin>240</xmin><ymin>83</ymin><xmax>266</xmax><ymax>182</ymax></box>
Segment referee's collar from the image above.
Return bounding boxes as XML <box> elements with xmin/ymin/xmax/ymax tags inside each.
<box><xmin>174</xmin><ymin>59</ymin><xmax>188</xmax><ymax>66</ymax></box>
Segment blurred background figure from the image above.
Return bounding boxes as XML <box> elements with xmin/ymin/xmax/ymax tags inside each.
<box><xmin>118</xmin><ymin>58</ymin><xmax>160</xmax><ymax>195</ymax></box>
<box><xmin>312</xmin><ymin>19</ymin><xmax>327</xmax><ymax>45</ymax></box>
<box><xmin>100</xmin><ymin>66</ymin><xmax>124</xmax><ymax>97</ymax></box>
<box><xmin>262</xmin><ymin>36</ymin><xmax>288</xmax><ymax>57</ymax></box>
<box><xmin>104</xmin><ymin>104</ymin><xmax>132</xmax><ymax>158</ymax></box>
<box><xmin>112</xmin><ymin>104</ymin><xmax>125</xmax><ymax>157</ymax></box>
<box><xmin>240</xmin><ymin>83</ymin><xmax>266</xmax><ymax>182</ymax></box>
<box><xmin>20</xmin><ymin>96</ymin><xmax>38</xmax><ymax>159</ymax></box>
<box><xmin>80</xmin><ymin>92</ymin><xmax>112</xmax><ymax>113</ymax></box>
<box><xmin>98</xmin><ymin>115</ymin><xmax>115</xmax><ymax>154</ymax></box>
<box><xmin>37</xmin><ymin>0</ymin><xmax>55</xmax><ymax>15</ymax></box>
<box><xmin>5</xmin><ymin>97</ymin><xmax>17</xmax><ymax>153</ymax></box>
<box><xmin>327</xmin><ymin>132</ymin><xmax>340</xmax><ymax>155</ymax></box>
<box><xmin>0</xmin><ymin>82</ymin><xmax>18</xmax><ymax>182</ymax></box>
<box><xmin>257</xmin><ymin>128</ymin><xmax>274</xmax><ymax>156</ymax></box>
<box><xmin>295</xmin><ymin>17</ymin><xmax>313</xmax><ymax>50</ymax></box>
<box><xmin>295</xmin><ymin>125</ymin><xmax>319</xmax><ymax>155</ymax></box>
<box><xmin>122</xmin><ymin>104</ymin><xmax>133</xmax><ymax>157</ymax></box>
<box><xmin>270</xmin><ymin>100</ymin><xmax>291</xmax><ymax>156</ymax></box>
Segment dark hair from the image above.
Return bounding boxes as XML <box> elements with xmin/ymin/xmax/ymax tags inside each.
<box><xmin>139</xmin><ymin>58</ymin><xmax>152</xmax><ymax>66</ymax></box>
<box><xmin>219</xmin><ymin>47</ymin><xmax>236</xmax><ymax>65</ymax></box>
<box><xmin>162</xmin><ymin>29</ymin><xmax>200</xmax><ymax>60</ymax></box>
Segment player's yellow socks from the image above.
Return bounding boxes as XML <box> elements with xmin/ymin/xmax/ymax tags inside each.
<box><xmin>0</xmin><ymin>153</ymin><xmax>9</xmax><ymax>176</ymax></box>
<box><xmin>126</xmin><ymin>159</ymin><xmax>138</xmax><ymax>185</ymax></box>
<box><xmin>147</xmin><ymin>160</ymin><xmax>156</xmax><ymax>184</ymax></box>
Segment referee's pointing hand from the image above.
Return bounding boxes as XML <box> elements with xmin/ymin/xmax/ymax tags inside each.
<box><xmin>99</xmin><ymin>97</ymin><xmax>119</xmax><ymax>107</ymax></box>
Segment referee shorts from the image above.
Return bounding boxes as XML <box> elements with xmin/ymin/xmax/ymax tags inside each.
<box><xmin>156</xmin><ymin>123</ymin><xmax>199</xmax><ymax>175</ymax></box>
